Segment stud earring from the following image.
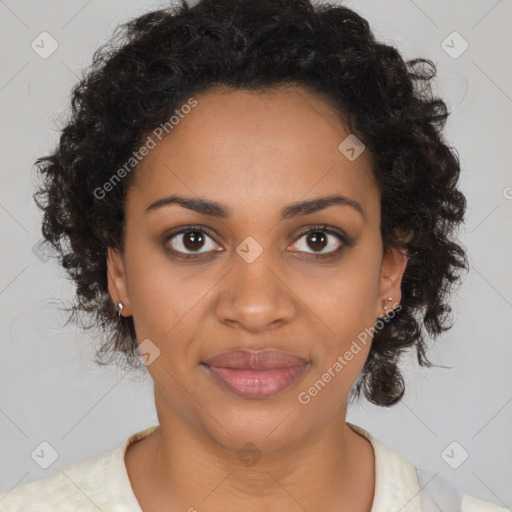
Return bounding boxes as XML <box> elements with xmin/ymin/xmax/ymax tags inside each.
<box><xmin>382</xmin><ymin>296</ymin><xmax>393</xmax><ymax>318</ymax></box>
<box><xmin>117</xmin><ymin>302</ymin><xmax>124</xmax><ymax>318</ymax></box>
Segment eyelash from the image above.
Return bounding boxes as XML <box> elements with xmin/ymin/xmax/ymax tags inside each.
<box><xmin>163</xmin><ymin>224</ymin><xmax>352</xmax><ymax>260</ymax></box>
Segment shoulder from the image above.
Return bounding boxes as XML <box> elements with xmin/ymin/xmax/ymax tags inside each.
<box><xmin>346</xmin><ymin>422</ymin><xmax>509</xmax><ymax>512</ymax></box>
<box><xmin>0</xmin><ymin>447</ymin><xmax>117</xmax><ymax>511</ymax></box>
<box><xmin>0</xmin><ymin>425</ymin><xmax>158</xmax><ymax>512</ymax></box>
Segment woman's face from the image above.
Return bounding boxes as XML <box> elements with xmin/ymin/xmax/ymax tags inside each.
<box><xmin>108</xmin><ymin>84</ymin><xmax>407</xmax><ymax>451</ymax></box>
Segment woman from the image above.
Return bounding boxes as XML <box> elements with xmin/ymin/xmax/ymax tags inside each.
<box><xmin>0</xmin><ymin>0</ymin><xmax>506</xmax><ymax>510</ymax></box>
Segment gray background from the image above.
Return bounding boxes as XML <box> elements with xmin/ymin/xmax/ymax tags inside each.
<box><xmin>0</xmin><ymin>0</ymin><xmax>511</xmax><ymax>508</ymax></box>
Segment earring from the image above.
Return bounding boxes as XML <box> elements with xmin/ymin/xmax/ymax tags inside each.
<box><xmin>117</xmin><ymin>302</ymin><xmax>124</xmax><ymax>318</ymax></box>
<box><xmin>382</xmin><ymin>297</ymin><xmax>393</xmax><ymax>318</ymax></box>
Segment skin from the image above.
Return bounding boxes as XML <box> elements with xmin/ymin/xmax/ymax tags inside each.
<box><xmin>107</xmin><ymin>84</ymin><xmax>408</xmax><ymax>512</ymax></box>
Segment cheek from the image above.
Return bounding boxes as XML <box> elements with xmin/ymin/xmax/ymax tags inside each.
<box><xmin>296</xmin><ymin>274</ymin><xmax>377</xmax><ymax>406</ymax></box>
<box><xmin>293</xmin><ymin>249</ymin><xmax>381</xmax><ymax>380</ymax></box>
<box><xmin>123</xmin><ymin>236</ymin><xmax>221</xmax><ymax>365</ymax></box>
<box><xmin>122</xmin><ymin>232</ymin><xmax>185</xmax><ymax>339</ymax></box>
<box><xmin>297</xmin><ymin>251</ymin><xmax>381</xmax><ymax>333</ymax></box>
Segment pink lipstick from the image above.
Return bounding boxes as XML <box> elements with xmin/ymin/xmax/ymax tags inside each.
<box><xmin>202</xmin><ymin>349</ymin><xmax>309</xmax><ymax>399</ymax></box>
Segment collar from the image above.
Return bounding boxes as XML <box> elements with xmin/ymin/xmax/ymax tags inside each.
<box><xmin>347</xmin><ymin>422</ymin><xmax>422</xmax><ymax>511</ymax></box>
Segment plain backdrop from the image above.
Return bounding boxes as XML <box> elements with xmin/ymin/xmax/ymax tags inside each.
<box><xmin>0</xmin><ymin>0</ymin><xmax>511</xmax><ymax>508</ymax></box>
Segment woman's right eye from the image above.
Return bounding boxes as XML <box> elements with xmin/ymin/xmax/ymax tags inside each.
<box><xmin>164</xmin><ymin>226</ymin><xmax>222</xmax><ymax>258</ymax></box>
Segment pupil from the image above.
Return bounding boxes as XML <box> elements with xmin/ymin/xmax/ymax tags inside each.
<box><xmin>184</xmin><ymin>231</ymin><xmax>204</xmax><ymax>251</ymax></box>
<box><xmin>308</xmin><ymin>231</ymin><xmax>327</xmax><ymax>251</ymax></box>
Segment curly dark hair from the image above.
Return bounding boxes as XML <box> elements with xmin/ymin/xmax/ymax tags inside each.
<box><xmin>33</xmin><ymin>0</ymin><xmax>468</xmax><ymax>407</ymax></box>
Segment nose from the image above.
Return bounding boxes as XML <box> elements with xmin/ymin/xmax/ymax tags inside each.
<box><xmin>214</xmin><ymin>251</ymin><xmax>297</xmax><ymax>333</ymax></box>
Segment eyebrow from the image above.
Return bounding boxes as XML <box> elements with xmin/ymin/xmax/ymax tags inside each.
<box><xmin>145</xmin><ymin>193</ymin><xmax>365</xmax><ymax>220</ymax></box>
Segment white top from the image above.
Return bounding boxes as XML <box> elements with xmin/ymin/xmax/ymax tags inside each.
<box><xmin>0</xmin><ymin>422</ymin><xmax>507</xmax><ymax>511</ymax></box>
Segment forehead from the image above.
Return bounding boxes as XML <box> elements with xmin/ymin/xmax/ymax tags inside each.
<box><xmin>126</xmin><ymin>85</ymin><xmax>379</xmax><ymax>222</ymax></box>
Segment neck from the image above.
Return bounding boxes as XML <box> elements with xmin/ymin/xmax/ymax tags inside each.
<box><xmin>125</xmin><ymin>394</ymin><xmax>375</xmax><ymax>512</ymax></box>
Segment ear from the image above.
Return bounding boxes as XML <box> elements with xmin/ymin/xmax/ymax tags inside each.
<box><xmin>107</xmin><ymin>246</ymin><xmax>130</xmax><ymax>316</ymax></box>
<box><xmin>376</xmin><ymin>246</ymin><xmax>408</xmax><ymax>319</ymax></box>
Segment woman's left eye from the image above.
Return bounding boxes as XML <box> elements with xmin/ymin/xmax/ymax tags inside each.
<box><xmin>290</xmin><ymin>225</ymin><xmax>348</xmax><ymax>256</ymax></box>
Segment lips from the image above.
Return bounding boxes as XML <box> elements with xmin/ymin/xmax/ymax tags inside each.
<box><xmin>204</xmin><ymin>348</ymin><xmax>308</xmax><ymax>369</ymax></box>
<box><xmin>202</xmin><ymin>349</ymin><xmax>309</xmax><ymax>399</ymax></box>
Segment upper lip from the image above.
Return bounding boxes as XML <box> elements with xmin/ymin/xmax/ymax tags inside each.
<box><xmin>203</xmin><ymin>349</ymin><xmax>308</xmax><ymax>370</ymax></box>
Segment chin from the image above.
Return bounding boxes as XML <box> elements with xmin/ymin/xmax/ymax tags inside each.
<box><xmin>199</xmin><ymin>398</ymin><xmax>310</xmax><ymax>453</ymax></box>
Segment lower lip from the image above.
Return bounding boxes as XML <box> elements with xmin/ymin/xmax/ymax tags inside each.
<box><xmin>203</xmin><ymin>364</ymin><xmax>308</xmax><ymax>399</ymax></box>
